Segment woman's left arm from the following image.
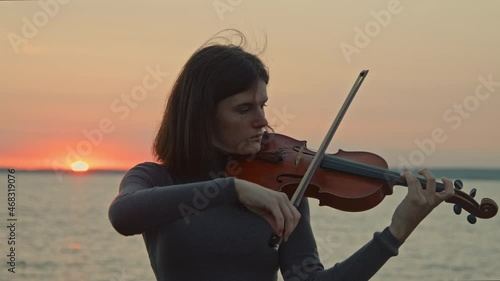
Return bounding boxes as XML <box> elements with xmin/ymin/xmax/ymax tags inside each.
<box><xmin>278</xmin><ymin>197</ymin><xmax>402</xmax><ymax>281</ymax></box>
<box><xmin>279</xmin><ymin>168</ymin><xmax>455</xmax><ymax>281</ymax></box>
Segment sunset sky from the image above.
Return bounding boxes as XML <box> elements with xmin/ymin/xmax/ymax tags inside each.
<box><xmin>1</xmin><ymin>0</ymin><xmax>499</xmax><ymax>171</ymax></box>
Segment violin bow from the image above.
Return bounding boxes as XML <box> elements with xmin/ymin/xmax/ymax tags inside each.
<box><xmin>269</xmin><ymin>70</ymin><xmax>370</xmax><ymax>251</ymax></box>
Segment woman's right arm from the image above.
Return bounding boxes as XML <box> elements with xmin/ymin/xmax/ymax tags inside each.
<box><xmin>109</xmin><ymin>162</ymin><xmax>302</xmax><ymax>239</ymax></box>
<box><xmin>108</xmin><ymin>162</ymin><xmax>238</xmax><ymax>236</ymax></box>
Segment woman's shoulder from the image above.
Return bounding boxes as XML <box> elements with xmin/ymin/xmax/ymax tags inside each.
<box><xmin>121</xmin><ymin>161</ymin><xmax>175</xmax><ymax>186</ymax></box>
<box><xmin>125</xmin><ymin>161</ymin><xmax>169</xmax><ymax>174</ymax></box>
<box><xmin>127</xmin><ymin>161</ymin><xmax>166</xmax><ymax>170</ymax></box>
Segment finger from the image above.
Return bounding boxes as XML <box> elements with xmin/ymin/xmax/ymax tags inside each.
<box><xmin>283</xmin><ymin>196</ymin><xmax>302</xmax><ymax>226</ymax></box>
<box><xmin>402</xmin><ymin>169</ymin><xmax>420</xmax><ymax>197</ymax></box>
<box><xmin>282</xmin><ymin>212</ymin><xmax>294</xmax><ymax>241</ymax></box>
<box><xmin>282</xmin><ymin>201</ymin><xmax>302</xmax><ymax>237</ymax></box>
<box><xmin>418</xmin><ymin>168</ymin><xmax>436</xmax><ymax>194</ymax></box>
<box><xmin>277</xmin><ymin>193</ymin><xmax>296</xmax><ymax>241</ymax></box>
<box><xmin>291</xmin><ymin>204</ymin><xmax>301</xmax><ymax>228</ymax></box>
<box><xmin>267</xmin><ymin>200</ymin><xmax>285</xmax><ymax>237</ymax></box>
<box><xmin>437</xmin><ymin>177</ymin><xmax>455</xmax><ymax>201</ymax></box>
<box><xmin>287</xmin><ymin>203</ymin><xmax>301</xmax><ymax>240</ymax></box>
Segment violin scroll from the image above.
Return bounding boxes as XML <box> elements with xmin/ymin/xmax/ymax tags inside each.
<box><xmin>447</xmin><ymin>180</ymin><xmax>498</xmax><ymax>223</ymax></box>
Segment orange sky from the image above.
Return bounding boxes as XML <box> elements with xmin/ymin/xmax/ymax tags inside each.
<box><xmin>1</xmin><ymin>0</ymin><xmax>499</xmax><ymax>171</ymax></box>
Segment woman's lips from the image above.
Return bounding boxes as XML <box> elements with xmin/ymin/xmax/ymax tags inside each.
<box><xmin>249</xmin><ymin>134</ymin><xmax>263</xmax><ymax>140</ymax></box>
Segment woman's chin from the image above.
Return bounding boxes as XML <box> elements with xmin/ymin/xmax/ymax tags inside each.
<box><xmin>237</xmin><ymin>143</ymin><xmax>261</xmax><ymax>155</ymax></box>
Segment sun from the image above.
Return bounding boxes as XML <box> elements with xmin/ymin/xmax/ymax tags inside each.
<box><xmin>71</xmin><ymin>161</ymin><xmax>89</xmax><ymax>172</ymax></box>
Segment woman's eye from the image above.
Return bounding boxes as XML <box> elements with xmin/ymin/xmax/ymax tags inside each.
<box><xmin>238</xmin><ymin>107</ymin><xmax>250</xmax><ymax>113</ymax></box>
<box><xmin>238</xmin><ymin>103</ymin><xmax>266</xmax><ymax>113</ymax></box>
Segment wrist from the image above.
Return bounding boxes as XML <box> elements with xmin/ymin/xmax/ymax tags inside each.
<box><xmin>233</xmin><ymin>178</ymin><xmax>245</xmax><ymax>202</ymax></box>
<box><xmin>388</xmin><ymin>223</ymin><xmax>409</xmax><ymax>242</ymax></box>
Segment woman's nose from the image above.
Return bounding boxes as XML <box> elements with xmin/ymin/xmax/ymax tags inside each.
<box><xmin>254</xmin><ymin>109</ymin><xmax>268</xmax><ymax>128</ymax></box>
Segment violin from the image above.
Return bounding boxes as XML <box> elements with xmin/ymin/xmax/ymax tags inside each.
<box><xmin>229</xmin><ymin>132</ymin><xmax>498</xmax><ymax>221</ymax></box>
<box><xmin>227</xmin><ymin>70</ymin><xmax>498</xmax><ymax>251</ymax></box>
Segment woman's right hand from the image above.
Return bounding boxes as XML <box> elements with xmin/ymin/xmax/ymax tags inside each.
<box><xmin>234</xmin><ymin>178</ymin><xmax>301</xmax><ymax>241</ymax></box>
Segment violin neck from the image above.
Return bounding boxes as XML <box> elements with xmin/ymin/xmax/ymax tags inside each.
<box><xmin>320</xmin><ymin>154</ymin><xmax>446</xmax><ymax>192</ymax></box>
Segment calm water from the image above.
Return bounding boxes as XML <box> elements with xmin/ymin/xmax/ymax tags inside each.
<box><xmin>0</xmin><ymin>170</ymin><xmax>498</xmax><ymax>281</ymax></box>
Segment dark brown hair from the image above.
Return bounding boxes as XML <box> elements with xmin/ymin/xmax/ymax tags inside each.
<box><xmin>153</xmin><ymin>29</ymin><xmax>273</xmax><ymax>181</ymax></box>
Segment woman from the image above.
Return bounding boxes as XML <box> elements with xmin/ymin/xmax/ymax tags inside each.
<box><xmin>108</xmin><ymin>30</ymin><xmax>455</xmax><ymax>281</ymax></box>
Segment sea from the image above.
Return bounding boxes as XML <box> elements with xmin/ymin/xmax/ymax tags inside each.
<box><xmin>0</xmin><ymin>169</ymin><xmax>498</xmax><ymax>281</ymax></box>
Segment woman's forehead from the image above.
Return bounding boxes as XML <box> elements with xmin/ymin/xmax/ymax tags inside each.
<box><xmin>227</xmin><ymin>81</ymin><xmax>268</xmax><ymax>104</ymax></box>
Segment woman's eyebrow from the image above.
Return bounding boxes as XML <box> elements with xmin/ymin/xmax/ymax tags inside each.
<box><xmin>236</xmin><ymin>97</ymin><xmax>268</xmax><ymax>107</ymax></box>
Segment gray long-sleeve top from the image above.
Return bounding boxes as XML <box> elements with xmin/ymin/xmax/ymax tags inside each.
<box><xmin>108</xmin><ymin>160</ymin><xmax>403</xmax><ymax>281</ymax></box>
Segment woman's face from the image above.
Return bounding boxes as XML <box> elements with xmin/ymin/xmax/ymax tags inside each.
<box><xmin>212</xmin><ymin>79</ymin><xmax>268</xmax><ymax>155</ymax></box>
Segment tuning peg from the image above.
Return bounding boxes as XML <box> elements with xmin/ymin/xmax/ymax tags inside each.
<box><xmin>467</xmin><ymin>214</ymin><xmax>477</xmax><ymax>224</ymax></box>
<box><xmin>469</xmin><ymin>188</ymin><xmax>477</xmax><ymax>198</ymax></box>
<box><xmin>454</xmin><ymin>179</ymin><xmax>463</xmax><ymax>190</ymax></box>
<box><xmin>453</xmin><ymin>204</ymin><xmax>462</xmax><ymax>215</ymax></box>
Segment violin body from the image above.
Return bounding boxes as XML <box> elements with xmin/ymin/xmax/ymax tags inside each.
<box><xmin>231</xmin><ymin>133</ymin><xmax>392</xmax><ymax>212</ymax></box>
<box><xmin>228</xmin><ymin>133</ymin><xmax>498</xmax><ymax>220</ymax></box>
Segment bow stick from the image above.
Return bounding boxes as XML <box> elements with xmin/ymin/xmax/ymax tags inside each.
<box><xmin>268</xmin><ymin>70</ymin><xmax>370</xmax><ymax>251</ymax></box>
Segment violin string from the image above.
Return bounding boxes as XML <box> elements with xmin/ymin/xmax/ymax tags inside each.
<box><xmin>320</xmin><ymin>154</ymin><xmax>446</xmax><ymax>192</ymax></box>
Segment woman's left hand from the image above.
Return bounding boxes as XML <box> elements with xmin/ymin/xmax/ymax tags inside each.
<box><xmin>389</xmin><ymin>168</ymin><xmax>455</xmax><ymax>242</ymax></box>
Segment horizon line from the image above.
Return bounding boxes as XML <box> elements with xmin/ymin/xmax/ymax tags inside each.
<box><xmin>2</xmin><ymin>167</ymin><xmax>500</xmax><ymax>173</ymax></box>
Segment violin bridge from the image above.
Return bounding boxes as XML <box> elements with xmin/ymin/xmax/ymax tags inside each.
<box><xmin>295</xmin><ymin>145</ymin><xmax>304</xmax><ymax>167</ymax></box>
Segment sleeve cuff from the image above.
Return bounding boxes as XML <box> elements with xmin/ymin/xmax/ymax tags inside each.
<box><xmin>374</xmin><ymin>227</ymin><xmax>404</xmax><ymax>256</ymax></box>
